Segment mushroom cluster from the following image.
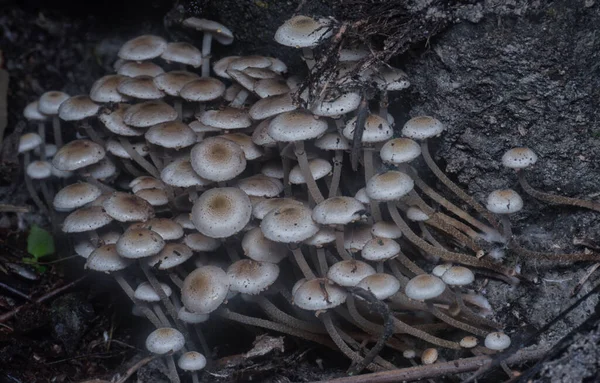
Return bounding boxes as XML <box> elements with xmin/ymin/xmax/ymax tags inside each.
<box><xmin>17</xmin><ymin>14</ymin><xmax>596</xmax><ymax>382</ymax></box>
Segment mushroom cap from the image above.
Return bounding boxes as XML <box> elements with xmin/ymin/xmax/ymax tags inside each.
<box><xmin>86</xmin><ymin>244</ymin><xmax>133</xmax><ymax>272</ymax></box>
<box><xmin>361</xmin><ymin>237</ymin><xmax>401</xmax><ymax>261</ymax></box>
<box><xmin>134</xmin><ymin>187</ymin><xmax>169</xmax><ymax>207</ymax></box>
<box><xmin>180</xmin><ymin>78</ymin><xmax>226</xmax><ymax>101</ymax></box>
<box><xmin>228</xmin><ymin>55</ymin><xmax>272</xmax><ymax>71</ymax></box>
<box><xmin>380</xmin><ymin>138</ymin><xmax>421</xmax><ymax>164</ymax></box>
<box><xmin>405</xmin><ymin>274</ymin><xmax>446</xmax><ymax>301</ymax></box>
<box><xmin>484</xmin><ymin>332</ymin><xmax>511</xmax><ymax>351</ymax></box>
<box><xmin>175</xmin><ymin>213</ymin><xmax>195</xmax><ymax>230</ymax></box>
<box><xmin>274</xmin><ymin>15</ymin><xmax>332</xmax><ymax>48</ymax></box>
<box><xmin>312</xmin><ymin>197</ymin><xmax>365</xmax><ymax>225</ymax></box>
<box><xmin>129</xmin><ymin>176</ymin><xmax>164</xmax><ymax>192</ymax></box>
<box><xmin>357</xmin><ymin>273</ymin><xmax>401</xmax><ymax>300</ymax></box>
<box><xmin>184</xmin><ymin>232</ymin><xmax>221</xmax><ymax>252</ymax></box>
<box><xmin>235</xmin><ymin>175</ymin><xmax>283</xmax><ymax>197</ymax></box>
<box><xmin>178</xmin><ymin>307</ymin><xmax>209</xmax><ymax>324</ymax></box>
<box><xmin>145</xmin><ymin>121</ymin><xmax>196</xmax><ymax>149</ymax></box>
<box><xmin>241</xmin><ymin>227</ymin><xmax>288</xmax><ymax>263</ymax></box>
<box><xmin>293</xmin><ymin>278</ymin><xmax>347</xmax><ymax>310</ymax></box>
<box><xmin>106</xmin><ymin>139</ymin><xmax>150</xmax><ymax>159</ymax></box>
<box><xmin>260</xmin><ymin>161</ymin><xmax>285</xmax><ymax>179</ymax></box>
<box><xmin>128</xmin><ymin>218</ymin><xmax>183</xmax><ymax>240</ymax></box>
<box><xmin>161</xmin><ymin>42</ymin><xmax>202</xmax><ymax>67</ymax></box>
<box><xmin>227</xmin><ymin>68</ymin><xmax>257</xmax><ymax>91</ymax></box>
<box><xmin>53</xmin><ymin>182</ymin><xmax>102</xmax><ymax>211</ymax></box>
<box><xmin>354</xmin><ymin>188</ymin><xmax>370</xmax><ymax>204</ymax></box>
<box><xmin>310</xmin><ymin>92</ymin><xmax>361</xmax><ymax>117</ymax></box>
<box><xmin>119</xmin><ymin>35</ymin><xmax>167</xmax><ymax>61</ymax></box>
<box><xmin>34</xmin><ymin>143</ymin><xmax>57</xmax><ymax>158</ymax></box>
<box><xmin>213</xmin><ymin>56</ymin><xmax>240</xmax><ymax>79</ymax></box>
<box><xmin>191</xmin><ymin>187</ymin><xmax>252</xmax><ymax>238</ymax></box>
<box><xmin>227</xmin><ymin>259</ymin><xmax>280</xmax><ymax>294</ymax></box>
<box><xmin>62</xmin><ymin>206</ymin><xmax>113</xmax><ymax>233</ymax></box>
<box><xmin>147</xmin><ymin>243</ymin><xmax>194</xmax><ymax>270</ymax></box>
<box><xmin>252</xmin><ymin>119</ymin><xmax>277</xmax><ymax>148</ymax></box>
<box><xmin>501</xmin><ymin>147</ymin><xmax>538</xmax><ymax>169</ymax></box>
<box><xmin>26</xmin><ymin>161</ymin><xmax>52</xmax><ymax>179</ymax></box>
<box><xmin>315</xmin><ymin>133</ymin><xmax>351</xmax><ymax>151</ymax></box>
<box><xmin>145</xmin><ymin>327</ymin><xmax>185</xmax><ymax>355</ymax></box>
<box><xmin>98</xmin><ymin>104</ymin><xmax>143</xmax><ymax>137</ymax></box>
<box><xmin>90</xmin><ymin>75</ymin><xmax>130</xmax><ymax>103</ymax></box>
<box><xmin>18</xmin><ymin>133</ymin><xmax>43</xmax><ymax>153</ymax></box>
<box><xmin>344</xmin><ymin>224</ymin><xmax>374</xmax><ymax>252</ymax></box>
<box><xmin>182</xmin><ymin>18</ymin><xmax>234</xmax><ymax>45</ymax></box>
<box><xmin>421</xmin><ymin>348</ymin><xmax>438</xmax><ymax>365</ymax></box>
<box><xmin>327</xmin><ymin>259</ymin><xmax>376</xmax><ymax>287</ymax></box>
<box><xmin>402</xmin><ymin>116</ymin><xmax>444</xmax><ymax>140</ymax></box>
<box><xmin>52</xmin><ymin>139</ymin><xmax>105</xmax><ymax>171</ymax></box>
<box><xmin>160</xmin><ymin>157</ymin><xmax>212</xmax><ymax>188</ymax></box>
<box><xmin>268</xmin><ymin>111</ymin><xmax>328</xmax><ymax>142</ymax></box>
<box><xmin>221</xmin><ymin>133</ymin><xmax>264</xmax><ymax>160</ymax></box>
<box><xmin>102</xmin><ymin>192</ymin><xmax>154</xmax><ymax>222</ymax></box>
<box><xmin>371</xmin><ymin>221</ymin><xmax>402</xmax><ymax>239</ymax></box>
<box><xmin>190</xmin><ymin>137</ymin><xmax>247</xmax><ymax>182</ymax></box>
<box><xmin>289</xmin><ymin>158</ymin><xmax>332</xmax><ymax>184</ymax></box>
<box><xmin>249</xmin><ymin>93</ymin><xmax>297</xmax><ymax>120</ymax></box>
<box><xmin>260</xmin><ymin>205</ymin><xmax>319</xmax><ymax>243</ymax></box>
<box><xmin>405</xmin><ymin>207</ymin><xmax>430</xmax><ymax>222</ymax></box>
<box><xmin>303</xmin><ymin>227</ymin><xmax>336</xmax><ymax>247</ymax></box>
<box><xmin>374</xmin><ymin>66</ymin><xmax>410</xmax><ymax>91</ymax></box>
<box><xmin>116</xmin><ymin>227</ymin><xmax>165</xmax><ymax>259</ymax></box>
<box><xmin>118</xmin><ymin>61</ymin><xmax>165</xmax><ymax>78</ymax></box>
<box><xmin>343</xmin><ymin>114</ymin><xmax>393</xmax><ymax>143</ymax></box>
<box><xmin>24</xmin><ymin>101</ymin><xmax>48</xmax><ymax>121</ymax></box>
<box><xmin>123</xmin><ymin>101</ymin><xmax>178</xmax><ymax>128</ymax></box>
<box><xmin>153</xmin><ymin>71</ymin><xmax>200</xmax><ymax>96</ymax></box>
<box><xmin>486</xmin><ymin>189</ymin><xmax>523</xmax><ymax>214</ymax></box>
<box><xmin>252</xmin><ymin>197</ymin><xmax>305</xmax><ymax>220</ymax></box>
<box><xmin>134</xmin><ymin>281</ymin><xmax>172</xmax><ymax>302</ymax></box>
<box><xmin>117</xmin><ymin>76</ymin><xmax>165</xmax><ymax>100</ymax></box>
<box><xmin>178</xmin><ymin>351</ymin><xmax>207</xmax><ymax>372</ymax></box>
<box><xmin>366</xmin><ymin>171</ymin><xmax>414</xmax><ymax>201</ymax></box>
<box><xmin>182</xmin><ymin>266</ymin><xmax>230</xmax><ymax>314</ymax></box>
<box><xmin>432</xmin><ymin>263</ymin><xmax>453</xmax><ymax>277</ymax></box>
<box><xmin>441</xmin><ymin>266</ymin><xmax>475</xmax><ymax>286</ymax></box>
<box><xmin>198</xmin><ymin>107</ymin><xmax>252</xmax><ymax>129</ymax></box>
<box><xmin>38</xmin><ymin>91</ymin><xmax>70</xmax><ymax>115</ymax></box>
<box><xmin>254</xmin><ymin>78</ymin><xmax>290</xmax><ymax>98</ymax></box>
<box><xmin>58</xmin><ymin>95</ymin><xmax>100</xmax><ymax>121</ymax></box>
<box><xmin>460</xmin><ymin>336</ymin><xmax>478</xmax><ymax>349</ymax></box>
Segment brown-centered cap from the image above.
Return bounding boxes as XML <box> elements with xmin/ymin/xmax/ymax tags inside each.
<box><xmin>161</xmin><ymin>42</ymin><xmax>202</xmax><ymax>67</ymax></box>
<box><xmin>153</xmin><ymin>71</ymin><xmax>200</xmax><ymax>96</ymax></box>
<box><xmin>57</xmin><ymin>95</ymin><xmax>100</xmax><ymax>121</ymax></box>
<box><xmin>122</xmin><ymin>101</ymin><xmax>178</xmax><ymax>127</ymax></box>
<box><xmin>197</xmin><ymin>107</ymin><xmax>252</xmax><ymax>130</ymax></box>
<box><xmin>62</xmin><ymin>206</ymin><xmax>113</xmax><ymax>233</ymax></box>
<box><xmin>116</xmin><ymin>227</ymin><xmax>165</xmax><ymax>259</ymax></box>
<box><xmin>227</xmin><ymin>259</ymin><xmax>280</xmax><ymax>294</ymax></box>
<box><xmin>221</xmin><ymin>133</ymin><xmax>264</xmax><ymax>160</ymax></box>
<box><xmin>86</xmin><ymin>244</ymin><xmax>133</xmax><ymax>273</ymax></box>
<box><xmin>190</xmin><ymin>137</ymin><xmax>246</xmax><ymax>182</ymax></box>
<box><xmin>191</xmin><ymin>187</ymin><xmax>252</xmax><ymax>238</ymax></box>
<box><xmin>129</xmin><ymin>218</ymin><xmax>183</xmax><ymax>241</ymax></box>
<box><xmin>118</xmin><ymin>35</ymin><xmax>167</xmax><ymax>61</ymax></box>
<box><xmin>180</xmin><ymin>78</ymin><xmax>226</xmax><ymax>102</ymax></box>
<box><xmin>98</xmin><ymin>104</ymin><xmax>143</xmax><ymax>137</ymax></box>
<box><xmin>53</xmin><ymin>182</ymin><xmax>102</xmax><ymax>211</ymax></box>
<box><xmin>160</xmin><ymin>156</ymin><xmax>212</xmax><ymax>188</ymax></box>
<box><xmin>90</xmin><ymin>75</ymin><xmax>130</xmax><ymax>103</ymax></box>
<box><xmin>260</xmin><ymin>205</ymin><xmax>319</xmax><ymax>243</ymax></box>
<box><xmin>182</xmin><ymin>18</ymin><xmax>234</xmax><ymax>45</ymax></box>
<box><xmin>118</xmin><ymin>61</ymin><xmax>165</xmax><ymax>78</ymax></box>
<box><xmin>147</xmin><ymin>242</ymin><xmax>194</xmax><ymax>270</ymax></box>
<box><xmin>145</xmin><ymin>121</ymin><xmax>196</xmax><ymax>149</ymax></box>
<box><xmin>38</xmin><ymin>91</ymin><xmax>70</xmax><ymax>115</ymax></box>
<box><xmin>52</xmin><ymin>139</ymin><xmax>106</xmax><ymax>171</ymax></box>
<box><xmin>102</xmin><ymin>192</ymin><xmax>155</xmax><ymax>222</ymax></box>
<box><xmin>117</xmin><ymin>76</ymin><xmax>165</xmax><ymax>100</ymax></box>
<box><xmin>249</xmin><ymin>93</ymin><xmax>297</xmax><ymax>120</ymax></box>
<box><xmin>181</xmin><ymin>265</ymin><xmax>230</xmax><ymax>314</ymax></box>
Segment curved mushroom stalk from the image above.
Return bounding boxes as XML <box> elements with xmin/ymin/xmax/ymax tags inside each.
<box><xmin>201</xmin><ymin>32</ymin><xmax>213</xmax><ymax>77</ymax></box>
<box><xmin>294</xmin><ymin>141</ymin><xmax>325</xmax><ymax>203</ymax></box>
<box><xmin>22</xmin><ymin>152</ymin><xmax>49</xmax><ymax>214</ymax></box>
<box><xmin>518</xmin><ymin>170</ymin><xmax>600</xmax><ymax>212</ymax></box>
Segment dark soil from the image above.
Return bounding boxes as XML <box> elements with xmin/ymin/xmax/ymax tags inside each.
<box><xmin>1</xmin><ymin>0</ymin><xmax>600</xmax><ymax>382</ymax></box>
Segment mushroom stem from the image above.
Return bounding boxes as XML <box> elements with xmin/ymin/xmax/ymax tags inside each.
<box><xmin>294</xmin><ymin>140</ymin><xmax>325</xmax><ymax>203</ymax></box>
<box><xmin>317</xmin><ymin>248</ymin><xmax>329</xmax><ymax>275</ymax></box>
<box><xmin>121</xmin><ymin>158</ymin><xmax>144</xmax><ymax>177</ymax></box>
<box><xmin>419</xmin><ymin>141</ymin><xmax>501</xmax><ymax>230</ymax></box>
<box><xmin>518</xmin><ymin>170</ymin><xmax>600</xmax><ymax>212</ymax></box>
<box><xmin>83</xmin><ymin>176</ymin><xmax>115</xmax><ymax>193</ymax></box>
<box><xmin>387</xmin><ymin>202</ymin><xmax>515</xmax><ymax>277</ymax></box>
<box><xmin>425</xmin><ymin>302</ymin><xmax>488</xmax><ymax>337</ymax></box>
<box><xmin>387</xmin><ymin>261</ymin><xmax>410</xmax><ymax>288</ymax></box>
<box><xmin>118</xmin><ymin>137</ymin><xmax>160</xmax><ymax>178</ymax></box>
<box><xmin>278</xmin><ymin>142</ymin><xmax>292</xmax><ymax>197</ymax></box>
<box><xmin>404</xmin><ymin>166</ymin><xmax>499</xmax><ymax>239</ymax></box>
<box><xmin>165</xmin><ymin>353</ymin><xmax>181</xmax><ymax>383</ymax></box>
<box><xmin>253</xmin><ymin>295</ymin><xmax>326</xmax><ymax>334</ymax></box>
<box><xmin>395</xmin><ymin>252</ymin><xmax>426</xmax><ymax>276</ymax></box>
<box><xmin>81</xmin><ymin>121</ymin><xmax>104</xmax><ymax>146</ymax></box>
<box><xmin>291</xmin><ymin>246</ymin><xmax>317</xmax><ymax>279</ymax></box>
<box><xmin>112</xmin><ymin>272</ymin><xmax>162</xmax><ymax>328</ymax></box>
<box><xmin>174</xmin><ymin>100</ymin><xmax>183</xmax><ymax>121</ymax></box>
<box><xmin>229</xmin><ymin>89</ymin><xmax>249</xmax><ymax>108</ymax></box>
<box><xmin>328</xmin><ymin>150</ymin><xmax>343</xmax><ymax>198</ymax></box>
<box><xmin>153</xmin><ymin>303</ymin><xmax>172</xmax><ymax>326</ymax></box>
<box><xmin>139</xmin><ymin>262</ymin><xmax>183</xmax><ymax>330</ymax></box>
<box><xmin>363</xmin><ymin>147</ymin><xmax>382</xmax><ymax>222</ymax></box>
<box><xmin>22</xmin><ymin>152</ymin><xmax>48</xmax><ymax>214</ymax></box>
<box><xmin>52</xmin><ymin>116</ymin><xmax>63</xmax><ymax>148</ymax></box>
<box><xmin>221</xmin><ymin>239</ymin><xmax>241</xmax><ymax>262</ymax></box>
<box><xmin>217</xmin><ymin>307</ymin><xmax>334</xmax><ymax>347</ymax></box>
<box><xmin>418</xmin><ymin>222</ymin><xmax>445</xmax><ymax>249</ymax></box>
<box><xmin>389</xmin><ymin>306</ymin><xmax>462</xmax><ymax>349</ymax></box>
<box><xmin>37</xmin><ymin>122</ymin><xmax>46</xmax><ymax>161</ymax></box>
<box><xmin>335</xmin><ymin>225</ymin><xmax>352</xmax><ymax>260</ymax></box>
<box><xmin>147</xmin><ymin>144</ymin><xmax>164</xmax><ymax>171</ymax></box>
<box><xmin>201</xmin><ymin>33</ymin><xmax>213</xmax><ymax>77</ymax></box>
<box><xmin>301</xmin><ymin>47</ymin><xmax>316</xmax><ymax>70</ymax></box>
<box><xmin>321</xmin><ymin>311</ymin><xmax>384</xmax><ymax>372</ymax></box>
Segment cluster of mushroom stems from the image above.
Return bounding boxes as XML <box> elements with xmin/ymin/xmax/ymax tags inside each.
<box><xmin>16</xmin><ymin>14</ymin><xmax>600</xmax><ymax>382</ymax></box>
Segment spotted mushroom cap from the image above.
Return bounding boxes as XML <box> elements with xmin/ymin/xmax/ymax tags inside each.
<box><xmin>293</xmin><ymin>278</ymin><xmax>347</xmax><ymax>311</ymax></box>
<box><xmin>501</xmin><ymin>147</ymin><xmax>538</xmax><ymax>169</ymax></box>
<box><xmin>145</xmin><ymin>327</ymin><xmax>185</xmax><ymax>355</ymax></box>
<box><xmin>260</xmin><ymin>205</ymin><xmax>319</xmax><ymax>243</ymax></box>
<box><xmin>191</xmin><ymin>187</ymin><xmax>252</xmax><ymax>239</ymax></box>
<box><xmin>227</xmin><ymin>259</ymin><xmax>280</xmax><ymax>295</ymax></box>
<box><xmin>486</xmin><ymin>189</ymin><xmax>523</xmax><ymax>214</ymax></box>
<box><xmin>402</xmin><ymin>116</ymin><xmax>444</xmax><ymax>140</ymax></box>
<box><xmin>327</xmin><ymin>259</ymin><xmax>376</xmax><ymax>287</ymax></box>
<box><xmin>405</xmin><ymin>274</ymin><xmax>446</xmax><ymax>301</ymax></box>
<box><xmin>181</xmin><ymin>266</ymin><xmax>230</xmax><ymax>314</ymax></box>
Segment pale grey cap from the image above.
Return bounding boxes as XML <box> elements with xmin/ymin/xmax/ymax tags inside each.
<box><xmin>357</xmin><ymin>273</ymin><xmax>400</xmax><ymax>300</ymax></box>
<box><xmin>402</xmin><ymin>116</ymin><xmax>444</xmax><ymax>140</ymax></box>
<box><xmin>361</xmin><ymin>237</ymin><xmax>401</xmax><ymax>261</ymax></box>
<box><xmin>501</xmin><ymin>147</ymin><xmax>538</xmax><ymax>169</ymax></box>
<box><xmin>58</xmin><ymin>95</ymin><xmax>100</xmax><ymax>121</ymax></box>
<box><xmin>343</xmin><ymin>114</ymin><xmax>393</xmax><ymax>143</ymax></box>
<box><xmin>26</xmin><ymin>161</ymin><xmax>52</xmax><ymax>179</ymax></box>
<box><xmin>117</xmin><ymin>76</ymin><xmax>165</xmax><ymax>100</ymax></box>
<box><xmin>86</xmin><ymin>244</ymin><xmax>132</xmax><ymax>272</ymax></box>
<box><xmin>90</xmin><ymin>75</ymin><xmax>130</xmax><ymax>103</ymax></box>
<box><xmin>24</xmin><ymin>101</ymin><xmax>48</xmax><ymax>121</ymax></box>
<box><xmin>405</xmin><ymin>274</ymin><xmax>446</xmax><ymax>301</ymax></box>
<box><xmin>366</xmin><ymin>171</ymin><xmax>414</xmax><ymax>201</ymax></box>
<box><xmin>249</xmin><ymin>93</ymin><xmax>297</xmax><ymax>120</ymax></box>
<box><xmin>221</xmin><ymin>133</ymin><xmax>264</xmax><ymax>160</ymax></box>
<box><xmin>160</xmin><ymin>157</ymin><xmax>212</xmax><ymax>188</ymax></box>
<box><xmin>227</xmin><ymin>259</ymin><xmax>280</xmax><ymax>294</ymax></box>
<box><xmin>184</xmin><ymin>232</ymin><xmax>221</xmax><ymax>252</ymax></box>
<box><xmin>134</xmin><ymin>281</ymin><xmax>172</xmax><ymax>302</ymax></box>
<box><xmin>178</xmin><ymin>307</ymin><xmax>209</xmax><ymax>324</ymax></box>
<box><xmin>441</xmin><ymin>266</ymin><xmax>475</xmax><ymax>286</ymax></box>
<box><xmin>191</xmin><ymin>187</ymin><xmax>252</xmax><ymax>238</ymax></box>
<box><xmin>197</xmin><ymin>107</ymin><xmax>252</xmax><ymax>130</ymax></box>
<box><xmin>180</xmin><ymin>78</ymin><xmax>226</xmax><ymax>102</ymax></box>
<box><xmin>371</xmin><ymin>221</ymin><xmax>402</xmax><ymax>239</ymax></box>
<box><xmin>252</xmin><ymin>197</ymin><xmax>304</xmax><ymax>220</ymax></box>
<box><xmin>254</xmin><ymin>78</ymin><xmax>290</xmax><ymax>98</ymax></box>
<box><xmin>129</xmin><ymin>218</ymin><xmax>183</xmax><ymax>241</ymax></box>
<box><xmin>145</xmin><ymin>121</ymin><xmax>196</xmax><ymax>149</ymax></box>
<box><xmin>62</xmin><ymin>206</ymin><xmax>113</xmax><ymax>233</ymax></box>
<box><xmin>145</xmin><ymin>327</ymin><xmax>185</xmax><ymax>355</ymax></box>
<box><xmin>190</xmin><ymin>137</ymin><xmax>246</xmax><ymax>182</ymax></box>
<box><xmin>293</xmin><ymin>278</ymin><xmax>346</xmax><ymax>311</ymax></box>
<box><xmin>268</xmin><ymin>110</ymin><xmax>328</xmax><ymax>142</ymax></box>
<box><xmin>161</xmin><ymin>42</ymin><xmax>202</xmax><ymax>67</ymax></box>
<box><xmin>484</xmin><ymin>332</ymin><xmax>511</xmax><ymax>351</ymax></box>
<box><xmin>327</xmin><ymin>259</ymin><xmax>376</xmax><ymax>287</ymax></box>
<box><xmin>116</xmin><ymin>227</ymin><xmax>165</xmax><ymax>259</ymax></box>
<box><xmin>289</xmin><ymin>158</ymin><xmax>332</xmax><ymax>184</ymax></box>
<box><xmin>18</xmin><ymin>133</ymin><xmax>42</xmax><ymax>153</ymax></box>
<box><xmin>118</xmin><ymin>35</ymin><xmax>167</xmax><ymax>61</ymax></box>
<box><xmin>235</xmin><ymin>175</ymin><xmax>283</xmax><ymax>198</ymax></box>
<box><xmin>178</xmin><ymin>351</ymin><xmax>207</xmax><ymax>371</ymax></box>
<box><xmin>52</xmin><ymin>140</ymin><xmax>105</xmax><ymax>171</ymax></box>
<box><xmin>260</xmin><ymin>205</ymin><xmax>319</xmax><ymax>243</ymax></box>
<box><xmin>310</xmin><ymin>92</ymin><xmax>361</xmax><ymax>117</ymax></box>
<box><xmin>118</xmin><ymin>61</ymin><xmax>165</xmax><ymax>78</ymax></box>
<box><xmin>123</xmin><ymin>101</ymin><xmax>178</xmax><ymax>128</ymax></box>
<box><xmin>106</xmin><ymin>139</ymin><xmax>149</xmax><ymax>159</ymax></box>
<box><xmin>242</xmin><ymin>227</ymin><xmax>288</xmax><ymax>263</ymax></box>
<box><xmin>182</xmin><ymin>18</ymin><xmax>234</xmax><ymax>45</ymax></box>
<box><xmin>213</xmin><ymin>56</ymin><xmax>240</xmax><ymax>79</ymax></box>
<box><xmin>312</xmin><ymin>197</ymin><xmax>365</xmax><ymax>225</ymax></box>
<box><xmin>380</xmin><ymin>138</ymin><xmax>421</xmax><ymax>164</ymax></box>
<box><xmin>102</xmin><ymin>192</ymin><xmax>155</xmax><ymax>222</ymax></box>
<box><xmin>53</xmin><ymin>182</ymin><xmax>102</xmax><ymax>211</ymax></box>
<box><xmin>153</xmin><ymin>71</ymin><xmax>200</xmax><ymax>96</ymax></box>
<box><xmin>486</xmin><ymin>189</ymin><xmax>523</xmax><ymax>214</ymax></box>
<box><xmin>147</xmin><ymin>243</ymin><xmax>194</xmax><ymax>270</ymax></box>
<box><xmin>181</xmin><ymin>265</ymin><xmax>230</xmax><ymax>314</ymax></box>
<box><xmin>98</xmin><ymin>104</ymin><xmax>144</xmax><ymax>137</ymax></box>
<box><xmin>134</xmin><ymin>188</ymin><xmax>169</xmax><ymax>207</ymax></box>
<box><xmin>38</xmin><ymin>91</ymin><xmax>70</xmax><ymax>115</ymax></box>
<box><xmin>274</xmin><ymin>16</ymin><xmax>332</xmax><ymax>48</ymax></box>
<box><xmin>315</xmin><ymin>133</ymin><xmax>351</xmax><ymax>151</ymax></box>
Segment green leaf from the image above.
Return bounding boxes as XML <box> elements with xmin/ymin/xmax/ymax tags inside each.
<box><xmin>27</xmin><ymin>225</ymin><xmax>55</xmax><ymax>260</ymax></box>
